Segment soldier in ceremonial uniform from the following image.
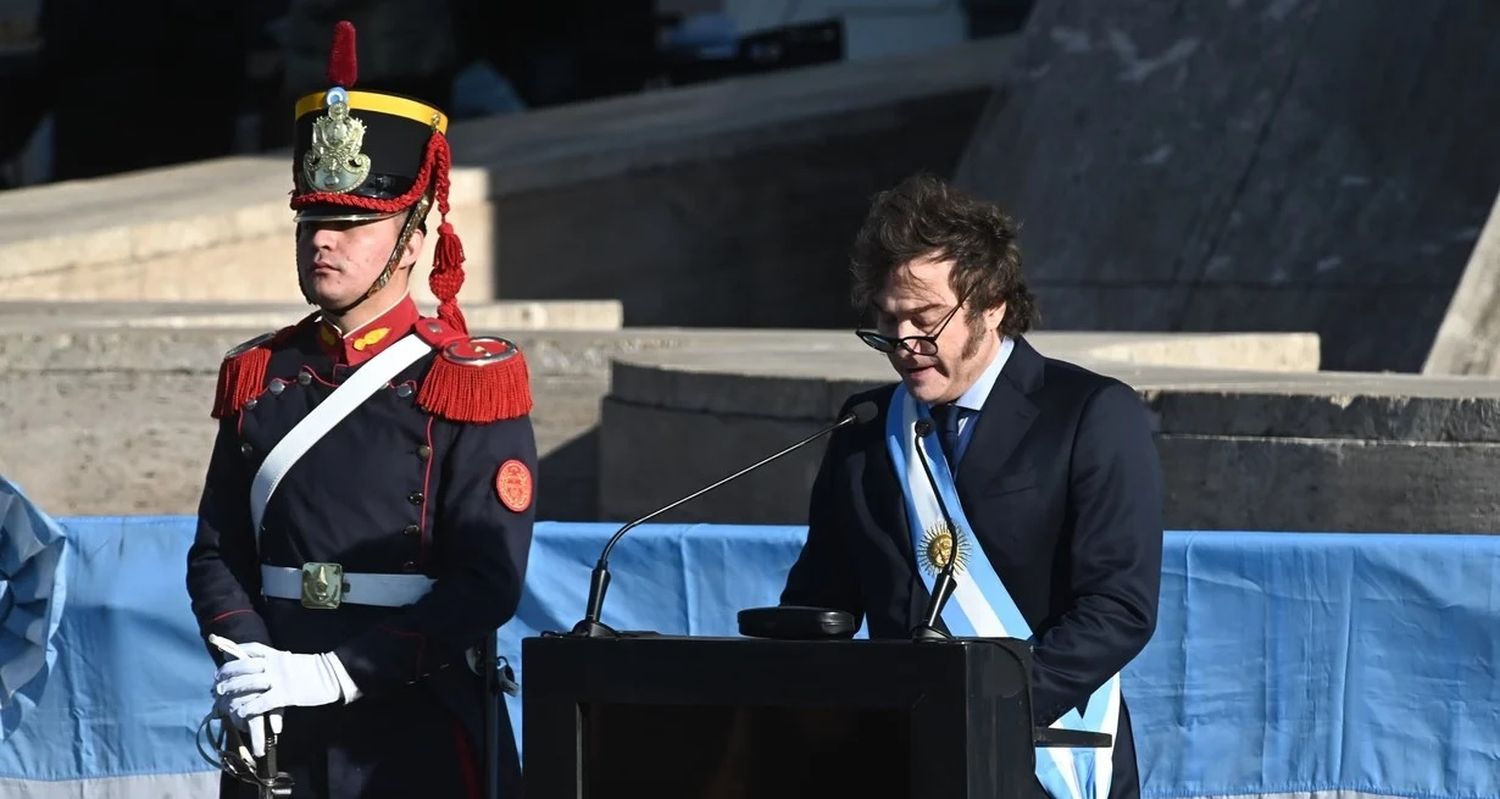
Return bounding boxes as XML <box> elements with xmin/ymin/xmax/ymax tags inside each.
<box><xmin>185</xmin><ymin>21</ymin><xmax>534</xmax><ymax>799</ymax></box>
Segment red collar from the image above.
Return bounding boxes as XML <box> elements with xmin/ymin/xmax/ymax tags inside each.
<box><xmin>317</xmin><ymin>296</ymin><xmax>421</xmax><ymax>366</ymax></box>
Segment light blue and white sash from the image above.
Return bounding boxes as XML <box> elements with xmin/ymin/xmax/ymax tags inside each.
<box><xmin>886</xmin><ymin>383</ymin><xmax>1120</xmax><ymax>799</ymax></box>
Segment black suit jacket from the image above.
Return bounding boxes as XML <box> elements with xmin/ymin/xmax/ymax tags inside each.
<box><xmin>781</xmin><ymin>336</ymin><xmax>1163</xmax><ymax>799</ymax></box>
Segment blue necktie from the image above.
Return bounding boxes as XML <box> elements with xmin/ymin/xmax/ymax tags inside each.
<box><xmin>931</xmin><ymin>404</ymin><xmax>962</xmax><ymax>466</ymax></box>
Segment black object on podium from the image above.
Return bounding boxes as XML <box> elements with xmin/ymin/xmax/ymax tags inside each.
<box><xmin>524</xmin><ymin>608</ymin><xmax>1109</xmax><ymax>799</ymax></box>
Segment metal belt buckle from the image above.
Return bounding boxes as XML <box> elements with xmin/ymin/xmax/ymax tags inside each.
<box><xmin>301</xmin><ymin>562</ymin><xmax>346</xmax><ymax>610</ymax></box>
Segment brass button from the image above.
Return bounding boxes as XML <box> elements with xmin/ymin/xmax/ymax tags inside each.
<box><xmin>417</xmin><ymin>445</ymin><xmax>432</xmax><ymax>460</ymax></box>
<box><xmin>403</xmin><ymin>524</ymin><xmax>420</xmax><ymax>537</ymax></box>
<box><xmin>297</xmin><ymin>371</ymin><xmax>312</xmax><ymax>386</ymax></box>
<box><xmin>245</xmin><ymin>398</ymin><xmax>258</xmax><ymax>410</ymax></box>
<box><xmin>408</xmin><ymin>491</ymin><xmax>424</xmax><ymax>505</ymax></box>
<box><xmin>395</xmin><ymin>384</ymin><xmax>413</xmax><ymax>398</ymax></box>
<box><xmin>268</xmin><ymin>379</ymin><xmax>285</xmax><ymax>396</ymax></box>
<box><xmin>240</xmin><ymin>443</ymin><xmax>254</xmax><ymax>457</ymax></box>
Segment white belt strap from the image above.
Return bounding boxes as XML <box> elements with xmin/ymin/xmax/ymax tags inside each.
<box><xmin>249</xmin><ymin>333</ymin><xmax>433</xmax><ymax>542</ymax></box>
<box><xmin>260</xmin><ymin>565</ymin><xmax>435</xmax><ymax>608</ymax></box>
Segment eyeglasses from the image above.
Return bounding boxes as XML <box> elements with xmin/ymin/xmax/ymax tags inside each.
<box><xmin>855</xmin><ymin>290</ymin><xmax>970</xmax><ymax>356</ymax></box>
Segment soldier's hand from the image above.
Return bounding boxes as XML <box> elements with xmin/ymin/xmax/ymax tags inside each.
<box><xmin>213</xmin><ymin>683</ymin><xmax>258</xmax><ymax>731</ymax></box>
<box><xmin>217</xmin><ymin>708</ymin><xmax>267</xmax><ymax>758</ymax></box>
<box><xmin>208</xmin><ymin>638</ymin><xmax>289</xmax><ymax>760</ymax></box>
<box><xmin>247</xmin><ymin>713</ymin><xmax>268</xmax><ymax>759</ymax></box>
<box><xmin>215</xmin><ymin>707</ymin><xmax>283</xmax><ymax>759</ymax></box>
<box><xmin>253</xmin><ymin>710</ymin><xmax>285</xmax><ymax>758</ymax></box>
<box><xmin>216</xmin><ymin>642</ymin><xmax>344</xmax><ymax>717</ymax></box>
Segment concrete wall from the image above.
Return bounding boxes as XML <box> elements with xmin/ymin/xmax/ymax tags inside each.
<box><xmin>8</xmin><ymin>310</ymin><xmax>1500</xmax><ymax>533</ymax></box>
<box><xmin>0</xmin><ymin>174</ymin><xmax>495</xmax><ymax>306</ymax></box>
<box><xmin>596</xmin><ymin>332</ymin><xmax>1500</xmax><ymax>533</ymax></box>
<box><xmin>953</xmin><ymin>0</ymin><xmax>1500</xmax><ymax>372</ymax></box>
<box><xmin>0</xmin><ymin>301</ymin><xmax>622</xmax><ymax>521</ymax></box>
<box><xmin>484</xmin><ymin>88</ymin><xmax>986</xmax><ymax>328</ymax></box>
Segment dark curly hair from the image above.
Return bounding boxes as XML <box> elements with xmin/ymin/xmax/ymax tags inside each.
<box><xmin>849</xmin><ymin>173</ymin><xmax>1037</xmax><ymax>337</ymax></box>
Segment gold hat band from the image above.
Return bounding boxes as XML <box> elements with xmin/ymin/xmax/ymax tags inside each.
<box><xmin>295</xmin><ymin>90</ymin><xmax>449</xmax><ymax>134</ymax></box>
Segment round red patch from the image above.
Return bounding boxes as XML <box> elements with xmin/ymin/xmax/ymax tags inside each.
<box><xmin>496</xmin><ymin>459</ymin><xmax>533</xmax><ymax>512</ymax></box>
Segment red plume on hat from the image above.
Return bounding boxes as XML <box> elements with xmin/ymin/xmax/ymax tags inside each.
<box><xmin>327</xmin><ymin>21</ymin><xmax>358</xmax><ymax>87</ymax></box>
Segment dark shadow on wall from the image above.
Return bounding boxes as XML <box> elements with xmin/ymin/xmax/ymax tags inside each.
<box><xmin>482</xmin><ymin>88</ymin><xmax>994</xmax><ymax>329</ymax></box>
<box><xmin>538</xmin><ymin>428</ymin><xmax>599</xmax><ymax>522</ymax></box>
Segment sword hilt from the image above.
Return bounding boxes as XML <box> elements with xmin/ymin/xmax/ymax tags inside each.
<box><xmin>259</xmin><ymin>732</ymin><xmax>294</xmax><ymax>798</ymax></box>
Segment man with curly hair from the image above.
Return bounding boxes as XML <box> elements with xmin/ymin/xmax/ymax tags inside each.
<box><xmin>781</xmin><ymin>173</ymin><xmax>1163</xmax><ymax>799</ymax></box>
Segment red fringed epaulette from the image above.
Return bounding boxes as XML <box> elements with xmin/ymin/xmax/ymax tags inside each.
<box><xmin>414</xmin><ymin>317</ymin><xmax>533</xmax><ymax>424</ymax></box>
<box><xmin>210</xmin><ymin>320</ymin><xmax>306</xmax><ymax>420</ymax></box>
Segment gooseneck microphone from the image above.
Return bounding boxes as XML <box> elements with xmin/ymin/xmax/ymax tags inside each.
<box><xmin>911</xmin><ymin>417</ymin><xmax>961</xmax><ymax>641</ymax></box>
<box><xmin>570</xmin><ymin>401</ymin><xmax>879</xmax><ymax>637</ymax></box>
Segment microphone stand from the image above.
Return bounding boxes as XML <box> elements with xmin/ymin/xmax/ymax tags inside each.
<box><xmin>910</xmin><ymin>419</ymin><xmax>960</xmax><ymax>642</ymax></box>
<box><xmin>571</xmin><ymin>408</ymin><xmax>870</xmax><ymax>638</ymax></box>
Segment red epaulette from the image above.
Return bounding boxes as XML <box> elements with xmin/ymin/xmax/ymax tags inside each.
<box><xmin>210</xmin><ymin>318</ymin><xmax>309</xmax><ymax>419</ymax></box>
<box><xmin>414</xmin><ymin>317</ymin><xmax>533</xmax><ymax>423</ymax></box>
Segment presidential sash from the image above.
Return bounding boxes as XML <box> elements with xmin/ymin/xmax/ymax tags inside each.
<box><xmin>886</xmin><ymin>383</ymin><xmax>1120</xmax><ymax>799</ymax></box>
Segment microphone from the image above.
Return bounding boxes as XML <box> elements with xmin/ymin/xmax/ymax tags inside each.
<box><xmin>910</xmin><ymin>417</ymin><xmax>960</xmax><ymax>642</ymax></box>
<box><xmin>570</xmin><ymin>400</ymin><xmax>879</xmax><ymax>638</ymax></box>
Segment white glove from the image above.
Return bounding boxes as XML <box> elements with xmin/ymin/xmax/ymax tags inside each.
<box><xmin>207</xmin><ymin>636</ymin><xmax>283</xmax><ymax>758</ymax></box>
<box><xmin>211</xmin><ymin>687</ymin><xmax>282</xmax><ymax>759</ymax></box>
<box><xmin>213</xmin><ymin>643</ymin><xmax>346</xmax><ymax>720</ymax></box>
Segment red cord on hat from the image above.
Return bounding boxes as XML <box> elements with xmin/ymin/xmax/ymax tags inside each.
<box><xmin>427</xmin><ymin>138</ymin><xmax>467</xmax><ymax>334</ymax></box>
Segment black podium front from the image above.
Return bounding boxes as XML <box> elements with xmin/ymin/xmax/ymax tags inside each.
<box><xmin>522</xmin><ymin>635</ymin><xmax>1051</xmax><ymax>799</ymax></box>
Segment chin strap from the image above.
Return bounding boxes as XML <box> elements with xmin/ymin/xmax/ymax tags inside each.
<box><xmin>301</xmin><ymin>194</ymin><xmax>434</xmax><ymax>316</ymax></box>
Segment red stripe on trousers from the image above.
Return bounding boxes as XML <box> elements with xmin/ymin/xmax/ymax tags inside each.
<box><xmin>453</xmin><ymin>720</ymin><xmax>481</xmax><ymax>799</ymax></box>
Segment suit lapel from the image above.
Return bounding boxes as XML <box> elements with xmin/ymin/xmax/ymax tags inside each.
<box><xmin>861</xmin><ymin>336</ymin><xmax>1048</xmax><ymax>566</ymax></box>
<box><xmin>957</xmin><ymin>336</ymin><xmax>1044</xmax><ymax>495</ymax></box>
